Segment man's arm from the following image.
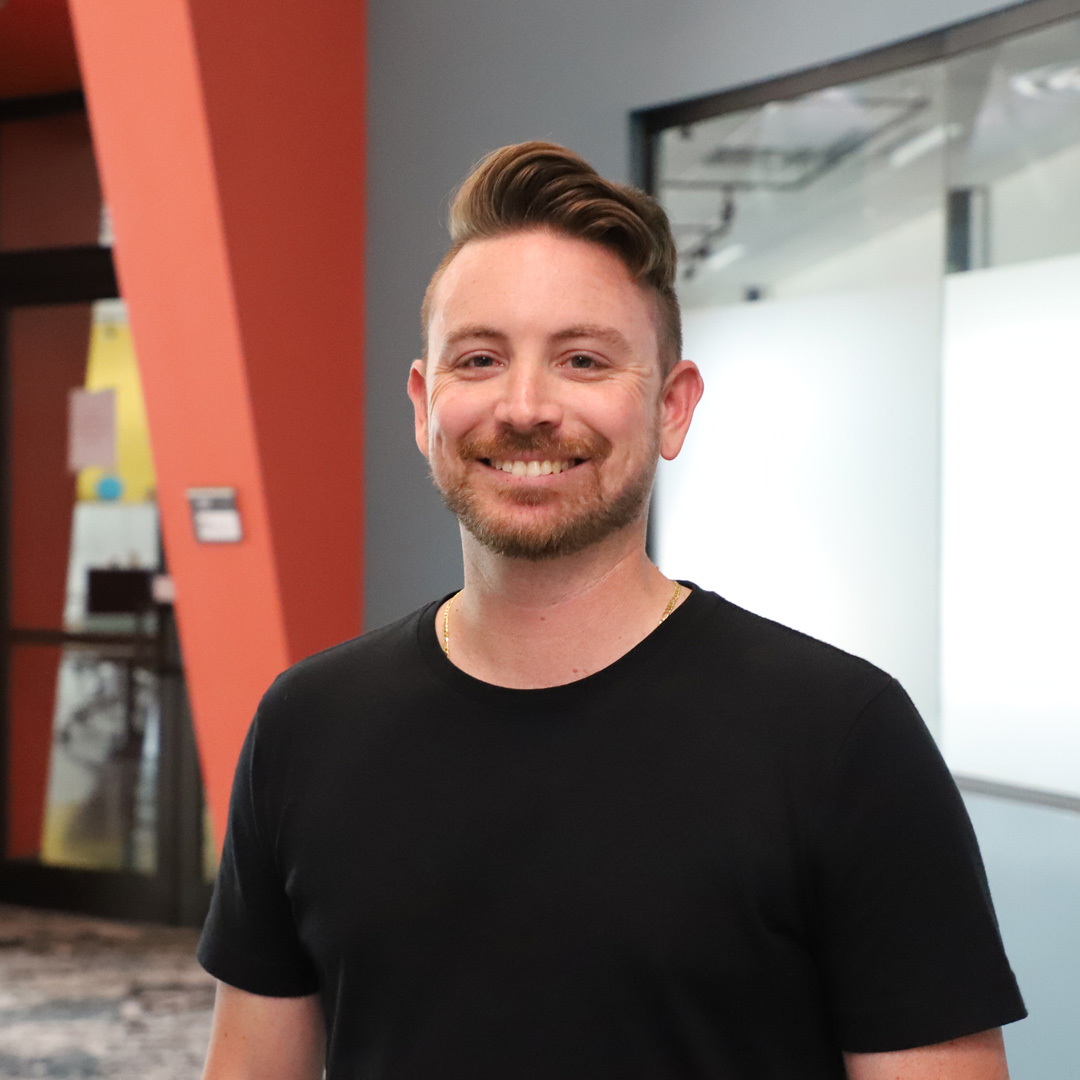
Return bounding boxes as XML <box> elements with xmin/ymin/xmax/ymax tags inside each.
<box><xmin>844</xmin><ymin>1027</ymin><xmax>1009</xmax><ymax>1080</ymax></box>
<box><xmin>201</xmin><ymin>981</ymin><xmax>325</xmax><ymax>1080</ymax></box>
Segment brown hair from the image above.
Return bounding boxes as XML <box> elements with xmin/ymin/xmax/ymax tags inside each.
<box><xmin>422</xmin><ymin>141</ymin><xmax>681</xmax><ymax>374</ymax></box>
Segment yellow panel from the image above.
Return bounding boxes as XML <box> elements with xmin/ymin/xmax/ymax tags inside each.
<box><xmin>77</xmin><ymin>308</ymin><xmax>157</xmax><ymax>502</ymax></box>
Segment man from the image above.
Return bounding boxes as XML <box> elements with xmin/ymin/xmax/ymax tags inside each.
<box><xmin>198</xmin><ymin>142</ymin><xmax>1025</xmax><ymax>1079</ymax></box>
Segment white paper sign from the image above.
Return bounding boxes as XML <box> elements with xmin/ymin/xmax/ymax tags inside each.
<box><xmin>68</xmin><ymin>388</ymin><xmax>117</xmax><ymax>471</ymax></box>
<box><xmin>187</xmin><ymin>487</ymin><xmax>243</xmax><ymax>543</ymax></box>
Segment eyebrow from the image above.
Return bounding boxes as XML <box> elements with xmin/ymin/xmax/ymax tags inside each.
<box><xmin>438</xmin><ymin>325</ymin><xmax>508</xmax><ymax>362</ymax></box>
<box><xmin>439</xmin><ymin>322</ymin><xmax>632</xmax><ymax>360</ymax></box>
<box><xmin>550</xmin><ymin>324</ymin><xmax>632</xmax><ymax>352</ymax></box>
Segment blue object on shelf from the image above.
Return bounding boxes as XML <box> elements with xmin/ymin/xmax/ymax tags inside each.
<box><xmin>96</xmin><ymin>475</ymin><xmax>124</xmax><ymax>501</ymax></box>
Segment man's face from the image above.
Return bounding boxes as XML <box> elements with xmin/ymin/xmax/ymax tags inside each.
<box><xmin>408</xmin><ymin>228</ymin><xmax>671</xmax><ymax>560</ymax></box>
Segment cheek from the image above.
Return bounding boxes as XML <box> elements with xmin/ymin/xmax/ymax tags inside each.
<box><xmin>589</xmin><ymin>391</ymin><xmax>657</xmax><ymax>451</ymax></box>
<box><xmin>427</xmin><ymin>384</ymin><xmax>488</xmax><ymax>450</ymax></box>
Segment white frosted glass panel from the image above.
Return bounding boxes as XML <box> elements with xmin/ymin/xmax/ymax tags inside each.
<box><xmin>656</xmin><ymin>285</ymin><xmax>942</xmax><ymax>729</ymax></box>
<box><xmin>63</xmin><ymin>502</ymin><xmax>160</xmax><ymax>628</ymax></box>
<box><xmin>941</xmin><ymin>255</ymin><xmax>1080</xmax><ymax>796</ymax></box>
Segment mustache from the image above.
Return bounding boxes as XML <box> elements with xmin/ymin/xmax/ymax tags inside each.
<box><xmin>459</xmin><ymin>431</ymin><xmax>612</xmax><ymax>461</ymax></box>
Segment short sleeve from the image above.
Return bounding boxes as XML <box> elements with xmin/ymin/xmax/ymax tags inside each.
<box><xmin>812</xmin><ymin>679</ymin><xmax>1026</xmax><ymax>1052</ymax></box>
<box><xmin>197</xmin><ymin>707</ymin><xmax>320</xmax><ymax>996</ymax></box>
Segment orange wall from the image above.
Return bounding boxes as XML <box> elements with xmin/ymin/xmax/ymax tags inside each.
<box><xmin>68</xmin><ymin>0</ymin><xmax>366</xmax><ymax>845</ymax></box>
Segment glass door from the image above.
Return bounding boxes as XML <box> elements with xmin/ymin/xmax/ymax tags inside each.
<box><xmin>0</xmin><ymin>102</ymin><xmax>209</xmax><ymax>925</ymax></box>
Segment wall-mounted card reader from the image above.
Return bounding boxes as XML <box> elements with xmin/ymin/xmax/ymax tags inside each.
<box><xmin>187</xmin><ymin>487</ymin><xmax>243</xmax><ymax>543</ymax></box>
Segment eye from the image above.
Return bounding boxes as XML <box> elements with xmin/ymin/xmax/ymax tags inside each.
<box><xmin>567</xmin><ymin>353</ymin><xmax>600</xmax><ymax>370</ymax></box>
<box><xmin>461</xmin><ymin>353</ymin><xmax>498</xmax><ymax>369</ymax></box>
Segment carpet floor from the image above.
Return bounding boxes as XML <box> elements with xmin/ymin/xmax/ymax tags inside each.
<box><xmin>0</xmin><ymin>904</ymin><xmax>214</xmax><ymax>1079</ymax></box>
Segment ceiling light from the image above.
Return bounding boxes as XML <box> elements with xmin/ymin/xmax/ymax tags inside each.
<box><xmin>1011</xmin><ymin>63</ymin><xmax>1080</xmax><ymax>98</ymax></box>
<box><xmin>888</xmin><ymin>123</ymin><xmax>962</xmax><ymax>169</ymax></box>
<box><xmin>704</xmin><ymin>243</ymin><xmax>747</xmax><ymax>272</ymax></box>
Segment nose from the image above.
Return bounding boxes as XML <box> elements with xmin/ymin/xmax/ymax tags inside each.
<box><xmin>492</xmin><ymin>359</ymin><xmax>563</xmax><ymax>432</ymax></box>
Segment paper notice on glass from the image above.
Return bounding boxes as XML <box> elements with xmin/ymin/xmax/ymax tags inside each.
<box><xmin>68</xmin><ymin>387</ymin><xmax>117</xmax><ymax>471</ymax></box>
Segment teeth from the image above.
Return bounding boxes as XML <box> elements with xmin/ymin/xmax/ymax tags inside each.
<box><xmin>490</xmin><ymin>459</ymin><xmax>574</xmax><ymax>475</ymax></box>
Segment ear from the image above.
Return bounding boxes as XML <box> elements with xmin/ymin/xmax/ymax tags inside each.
<box><xmin>659</xmin><ymin>359</ymin><xmax>704</xmax><ymax>461</ymax></box>
<box><xmin>406</xmin><ymin>359</ymin><xmax>430</xmax><ymax>459</ymax></box>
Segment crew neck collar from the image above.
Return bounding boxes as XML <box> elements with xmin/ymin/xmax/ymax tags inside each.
<box><xmin>415</xmin><ymin>581</ymin><xmax>718</xmax><ymax>711</ymax></box>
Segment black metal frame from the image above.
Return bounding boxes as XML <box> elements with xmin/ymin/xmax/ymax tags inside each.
<box><xmin>0</xmin><ymin>247</ymin><xmax>117</xmax><ymax>305</ymax></box>
<box><xmin>0</xmin><ymin>91</ymin><xmax>85</xmax><ymax>124</ymax></box>
<box><xmin>0</xmin><ymin>95</ymin><xmax>210</xmax><ymax>925</ymax></box>
<box><xmin>0</xmin><ymin>310</ymin><xmax>9</xmax><ymax>878</ymax></box>
<box><xmin>636</xmin><ymin>0</ymin><xmax>1080</xmax><ymax>808</ymax></box>
<box><xmin>956</xmin><ymin>774</ymin><xmax>1080</xmax><ymax>815</ymax></box>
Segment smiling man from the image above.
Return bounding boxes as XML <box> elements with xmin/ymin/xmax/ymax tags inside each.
<box><xmin>198</xmin><ymin>142</ymin><xmax>1025</xmax><ymax>1079</ymax></box>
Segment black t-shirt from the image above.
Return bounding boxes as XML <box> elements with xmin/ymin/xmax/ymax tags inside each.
<box><xmin>198</xmin><ymin>586</ymin><xmax>1025</xmax><ymax>1078</ymax></box>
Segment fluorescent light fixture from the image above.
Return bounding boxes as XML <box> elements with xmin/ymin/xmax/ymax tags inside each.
<box><xmin>1053</xmin><ymin>67</ymin><xmax>1080</xmax><ymax>93</ymax></box>
<box><xmin>889</xmin><ymin>123</ymin><xmax>962</xmax><ymax>169</ymax></box>
<box><xmin>704</xmin><ymin>243</ymin><xmax>747</xmax><ymax>272</ymax></box>
<box><xmin>1012</xmin><ymin>63</ymin><xmax>1080</xmax><ymax>98</ymax></box>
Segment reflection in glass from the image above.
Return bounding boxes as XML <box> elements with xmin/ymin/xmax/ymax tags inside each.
<box><xmin>655</xmin><ymin>64</ymin><xmax>947</xmax><ymax>730</ymax></box>
<box><xmin>41</xmin><ymin>649</ymin><xmax>160</xmax><ymax>874</ymax></box>
<box><xmin>652</xmin><ymin>12</ymin><xmax>1080</xmax><ymax>797</ymax></box>
<box><xmin>946</xmin><ymin>18</ymin><xmax>1080</xmax><ymax>269</ymax></box>
<box><xmin>658</xmin><ymin>68</ymin><xmax>947</xmax><ymax>307</ymax></box>
<box><xmin>940</xmin><ymin>21</ymin><xmax>1080</xmax><ymax>796</ymax></box>
<box><xmin>65</xmin><ymin>299</ymin><xmax>160</xmax><ymax>636</ymax></box>
<box><xmin>5</xmin><ymin>296</ymin><xmax>166</xmax><ymax>871</ymax></box>
<box><xmin>36</xmin><ymin>298</ymin><xmax>164</xmax><ymax>871</ymax></box>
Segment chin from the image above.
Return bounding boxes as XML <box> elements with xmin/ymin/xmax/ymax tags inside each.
<box><xmin>441</xmin><ymin>477</ymin><xmax>654</xmax><ymax>562</ymax></box>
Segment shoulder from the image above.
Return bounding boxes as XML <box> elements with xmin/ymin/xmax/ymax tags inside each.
<box><xmin>695</xmin><ymin>591</ymin><xmax>895</xmax><ymax>718</ymax></box>
<box><xmin>675</xmin><ymin>590</ymin><xmax>923</xmax><ymax>801</ymax></box>
<box><xmin>251</xmin><ymin>599</ymin><xmax>440</xmax><ymax>746</ymax></box>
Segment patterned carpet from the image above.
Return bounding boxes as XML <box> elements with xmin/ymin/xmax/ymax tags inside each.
<box><xmin>0</xmin><ymin>905</ymin><xmax>214</xmax><ymax>1079</ymax></box>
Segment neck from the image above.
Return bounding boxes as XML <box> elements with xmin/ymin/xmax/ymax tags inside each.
<box><xmin>445</xmin><ymin>518</ymin><xmax>684</xmax><ymax>688</ymax></box>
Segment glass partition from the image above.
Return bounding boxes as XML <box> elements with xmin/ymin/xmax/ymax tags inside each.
<box><xmin>653</xmin><ymin>64</ymin><xmax>948</xmax><ymax>733</ymax></box>
<box><xmin>648</xmin><ymin>6</ymin><xmax>1080</xmax><ymax>800</ymax></box>
<box><xmin>1</xmin><ymin>97</ymin><xmax>211</xmax><ymax>925</ymax></box>
<box><xmin>6</xmin><ymin>299</ymin><xmax>164</xmax><ymax>873</ymax></box>
<box><xmin>939</xmin><ymin>20</ymin><xmax>1080</xmax><ymax>796</ymax></box>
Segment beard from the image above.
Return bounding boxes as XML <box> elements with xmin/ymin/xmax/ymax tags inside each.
<box><xmin>433</xmin><ymin>428</ymin><xmax>658</xmax><ymax>561</ymax></box>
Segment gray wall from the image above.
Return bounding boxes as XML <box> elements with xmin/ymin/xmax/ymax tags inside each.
<box><xmin>364</xmin><ymin>0</ymin><xmax>1013</xmax><ymax>629</ymax></box>
<box><xmin>964</xmin><ymin>794</ymin><xmax>1080</xmax><ymax>1077</ymax></box>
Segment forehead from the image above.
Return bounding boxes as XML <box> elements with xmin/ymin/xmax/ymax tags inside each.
<box><xmin>426</xmin><ymin>229</ymin><xmax>660</xmax><ymax>351</ymax></box>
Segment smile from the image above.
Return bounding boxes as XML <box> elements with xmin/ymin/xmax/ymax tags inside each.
<box><xmin>481</xmin><ymin>458</ymin><xmax>584</xmax><ymax>477</ymax></box>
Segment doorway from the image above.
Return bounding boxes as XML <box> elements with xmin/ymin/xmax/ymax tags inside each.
<box><xmin>0</xmin><ymin>96</ymin><xmax>210</xmax><ymax>926</ymax></box>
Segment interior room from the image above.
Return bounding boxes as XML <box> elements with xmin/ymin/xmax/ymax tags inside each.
<box><xmin>0</xmin><ymin>0</ymin><xmax>1076</xmax><ymax>1075</ymax></box>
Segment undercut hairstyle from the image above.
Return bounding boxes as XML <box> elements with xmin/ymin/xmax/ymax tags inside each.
<box><xmin>422</xmin><ymin>141</ymin><xmax>682</xmax><ymax>375</ymax></box>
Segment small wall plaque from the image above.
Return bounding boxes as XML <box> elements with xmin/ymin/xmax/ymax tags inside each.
<box><xmin>187</xmin><ymin>487</ymin><xmax>243</xmax><ymax>543</ymax></box>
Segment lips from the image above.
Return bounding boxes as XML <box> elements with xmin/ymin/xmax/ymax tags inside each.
<box><xmin>460</xmin><ymin>433</ymin><xmax>610</xmax><ymax>478</ymax></box>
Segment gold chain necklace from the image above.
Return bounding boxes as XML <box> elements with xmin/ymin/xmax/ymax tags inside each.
<box><xmin>441</xmin><ymin>580</ymin><xmax>683</xmax><ymax>658</ymax></box>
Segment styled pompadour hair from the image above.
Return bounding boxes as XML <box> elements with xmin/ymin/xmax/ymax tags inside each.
<box><xmin>422</xmin><ymin>140</ymin><xmax>682</xmax><ymax>374</ymax></box>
